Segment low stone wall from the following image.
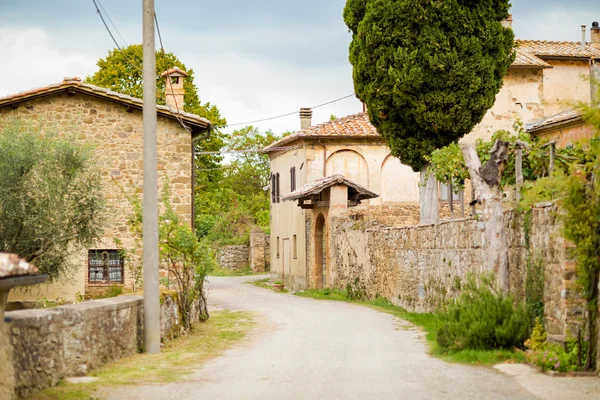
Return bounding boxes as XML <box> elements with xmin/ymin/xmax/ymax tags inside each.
<box><xmin>249</xmin><ymin>231</ymin><xmax>270</xmax><ymax>272</ymax></box>
<box><xmin>329</xmin><ymin>205</ymin><xmax>581</xmax><ymax>338</ymax></box>
<box><xmin>218</xmin><ymin>246</ymin><xmax>250</xmax><ymax>270</ymax></box>
<box><xmin>1</xmin><ymin>292</ymin><xmax>192</xmax><ymax>398</ymax></box>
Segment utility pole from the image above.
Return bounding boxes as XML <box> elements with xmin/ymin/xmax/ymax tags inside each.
<box><xmin>142</xmin><ymin>0</ymin><xmax>160</xmax><ymax>354</ymax></box>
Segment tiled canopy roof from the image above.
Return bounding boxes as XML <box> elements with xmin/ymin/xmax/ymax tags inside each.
<box><xmin>526</xmin><ymin>110</ymin><xmax>584</xmax><ymax>133</ymax></box>
<box><xmin>0</xmin><ymin>77</ymin><xmax>211</xmax><ymax>130</ymax></box>
<box><xmin>283</xmin><ymin>174</ymin><xmax>378</xmax><ymax>202</ymax></box>
<box><xmin>513</xmin><ymin>40</ymin><xmax>600</xmax><ymax>67</ymax></box>
<box><xmin>0</xmin><ymin>253</ymin><xmax>38</xmax><ymax>279</ymax></box>
<box><xmin>264</xmin><ymin>113</ymin><xmax>380</xmax><ymax>152</ymax></box>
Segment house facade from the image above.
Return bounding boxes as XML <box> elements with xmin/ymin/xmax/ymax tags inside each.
<box><xmin>0</xmin><ymin>69</ymin><xmax>211</xmax><ymax>301</ymax></box>
<box><xmin>266</xmin><ymin>22</ymin><xmax>600</xmax><ymax>291</ymax></box>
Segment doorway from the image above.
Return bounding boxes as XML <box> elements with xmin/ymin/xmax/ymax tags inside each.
<box><xmin>314</xmin><ymin>214</ymin><xmax>327</xmax><ymax>288</ymax></box>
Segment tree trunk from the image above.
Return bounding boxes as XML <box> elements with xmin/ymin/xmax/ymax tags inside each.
<box><xmin>419</xmin><ymin>165</ymin><xmax>439</xmax><ymax>225</ymax></box>
<box><xmin>461</xmin><ymin>140</ymin><xmax>510</xmax><ymax>293</ymax></box>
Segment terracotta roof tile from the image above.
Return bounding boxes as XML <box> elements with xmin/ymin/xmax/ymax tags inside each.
<box><xmin>0</xmin><ymin>79</ymin><xmax>210</xmax><ymax>129</ymax></box>
<box><xmin>513</xmin><ymin>40</ymin><xmax>600</xmax><ymax>67</ymax></box>
<box><xmin>526</xmin><ymin>110</ymin><xmax>584</xmax><ymax>132</ymax></box>
<box><xmin>282</xmin><ymin>174</ymin><xmax>378</xmax><ymax>201</ymax></box>
<box><xmin>160</xmin><ymin>67</ymin><xmax>188</xmax><ymax>77</ymax></box>
<box><xmin>0</xmin><ymin>253</ymin><xmax>38</xmax><ymax>278</ymax></box>
<box><xmin>264</xmin><ymin>113</ymin><xmax>380</xmax><ymax>152</ymax></box>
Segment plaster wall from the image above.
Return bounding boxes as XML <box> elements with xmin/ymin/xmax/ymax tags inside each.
<box><xmin>269</xmin><ymin>147</ymin><xmax>308</xmax><ymax>290</ymax></box>
<box><xmin>542</xmin><ymin>60</ymin><xmax>591</xmax><ymax>116</ymax></box>
<box><xmin>535</xmin><ymin>123</ymin><xmax>597</xmax><ymax>147</ymax></box>
<box><xmin>0</xmin><ymin>93</ymin><xmax>193</xmax><ymax>300</ymax></box>
<box><xmin>466</xmin><ymin>68</ymin><xmax>544</xmax><ymax>143</ymax></box>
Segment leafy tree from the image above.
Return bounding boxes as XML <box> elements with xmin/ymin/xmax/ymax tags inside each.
<box><xmin>195</xmin><ymin>127</ymin><xmax>283</xmax><ymax>246</ymax></box>
<box><xmin>86</xmin><ymin>44</ymin><xmax>227</xmax><ymax>190</ymax></box>
<box><xmin>0</xmin><ymin>120</ymin><xmax>104</xmax><ymax>281</ymax></box>
<box><xmin>344</xmin><ymin>0</ymin><xmax>515</xmax><ymax>171</ymax></box>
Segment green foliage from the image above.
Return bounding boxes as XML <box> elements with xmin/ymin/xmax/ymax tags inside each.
<box><xmin>125</xmin><ymin>182</ymin><xmax>216</xmax><ymax>327</ymax></box>
<box><xmin>344</xmin><ymin>0</ymin><xmax>514</xmax><ymax>171</ymax></box>
<box><xmin>524</xmin><ymin>317</ymin><xmax>547</xmax><ymax>352</ymax></box>
<box><xmin>525</xmin><ymin>257</ymin><xmax>545</xmax><ymax>321</ymax></box>
<box><xmin>436</xmin><ymin>274</ymin><xmax>532</xmax><ymax>351</ymax></box>
<box><xmin>527</xmin><ymin>332</ymin><xmax>588</xmax><ymax>373</ymax></box>
<box><xmin>429</xmin><ymin>122</ymin><xmax>587</xmax><ymax>191</ymax></box>
<box><xmin>195</xmin><ymin>127</ymin><xmax>281</xmax><ymax>246</ymax></box>
<box><xmin>0</xmin><ymin>119</ymin><xmax>104</xmax><ymax>281</ymax></box>
<box><xmin>85</xmin><ymin>44</ymin><xmax>225</xmax><ymax>127</ymax></box>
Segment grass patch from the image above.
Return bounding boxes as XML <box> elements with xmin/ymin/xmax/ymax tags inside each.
<box><xmin>26</xmin><ymin>310</ymin><xmax>255</xmax><ymax>400</ymax></box>
<box><xmin>208</xmin><ymin>266</ymin><xmax>264</xmax><ymax>277</ymax></box>
<box><xmin>295</xmin><ymin>289</ymin><xmax>526</xmax><ymax>366</ymax></box>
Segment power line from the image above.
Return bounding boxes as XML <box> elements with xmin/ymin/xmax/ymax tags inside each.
<box><xmin>92</xmin><ymin>0</ymin><xmax>143</xmax><ymax>73</ymax></box>
<box><xmin>96</xmin><ymin>0</ymin><xmax>128</xmax><ymax>47</ymax></box>
<box><xmin>226</xmin><ymin>94</ymin><xmax>356</xmax><ymax>127</ymax></box>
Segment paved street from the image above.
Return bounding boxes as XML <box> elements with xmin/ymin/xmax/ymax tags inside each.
<box><xmin>105</xmin><ymin>276</ymin><xmax>599</xmax><ymax>400</ymax></box>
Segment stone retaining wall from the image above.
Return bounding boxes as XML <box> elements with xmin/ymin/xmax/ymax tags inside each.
<box><xmin>218</xmin><ymin>246</ymin><xmax>250</xmax><ymax>270</ymax></box>
<box><xmin>1</xmin><ymin>293</ymin><xmax>192</xmax><ymax>399</ymax></box>
<box><xmin>329</xmin><ymin>205</ymin><xmax>582</xmax><ymax>338</ymax></box>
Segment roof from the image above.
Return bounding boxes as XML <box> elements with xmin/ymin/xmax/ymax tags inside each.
<box><xmin>513</xmin><ymin>40</ymin><xmax>600</xmax><ymax>68</ymax></box>
<box><xmin>160</xmin><ymin>67</ymin><xmax>189</xmax><ymax>77</ymax></box>
<box><xmin>0</xmin><ymin>253</ymin><xmax>38</xmax><ymax>279</ymax></box>
<box><xmin>283</xmin><ymin>174</ymin><xmax>378</xmax><ymax>202</ymax></box>
<box><xmin>526</xmin><ymin>110</ymin><xmax>584</xmax><ymax>133</ymax></box>
<box><xmin>0</xmin><ymin>77</ymin><xmax>211</xmax><ymax>132</ymax></box>
<box><xmin>264</xmin><ymin>113</ymin><xmax>380</xmax><ymax>153</ymax></box>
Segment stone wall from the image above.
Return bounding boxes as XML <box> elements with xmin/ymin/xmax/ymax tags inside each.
<box><xmin>1</xmin><ymin>293</ymin><xmax>191</xmax><ymax>398</ymax></box>
<box><xmin>249</xmin><ymin>232</ymin><xmax>270</xmax><ymax>272</ymax></box>
<box><xmin>329</xmin><ymin>205</ymin><xmax>581</xmax><ymax>338</ymax></box>
<box><xmin>218</xmin><ymin>246</ymin><xmax>250</xmax><ymax>271</ymax></box>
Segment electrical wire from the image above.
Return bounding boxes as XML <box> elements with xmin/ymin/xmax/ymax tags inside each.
<box><xmin>96</xmin><ymin>0</ymin><xmax>128</xmax><ymax>47</ymax></box>
<box><xmin>226</xmin><ymin>94</ymin><xmax>356</xmax><ymax>127</ymax></box>
<box><xmin>92</xmin><ymin>0</ymin><xmax>143</xmax><ymax>73</ymax></box>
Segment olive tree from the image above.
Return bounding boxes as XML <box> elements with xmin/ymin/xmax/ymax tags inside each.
<box><xmin>0</xmin><ymin>120</ymin><xmax>104</xmax><ymax>281</ymax></box>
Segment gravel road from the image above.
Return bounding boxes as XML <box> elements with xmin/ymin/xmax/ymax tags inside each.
<box><xmin>104</xmin><ymin>276</ymin><xmax>600</xmax><ymax>400</ymax></box>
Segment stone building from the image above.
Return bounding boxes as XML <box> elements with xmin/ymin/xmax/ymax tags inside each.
<box><xmin>0</xmin><ymin>68</ymin><xmax>211</xmax><ymax>301</ymax></box>
<box><xmin>265</xmin><ymin>21</ymin><xmax>600</xmax><ymax>291</ymax></box>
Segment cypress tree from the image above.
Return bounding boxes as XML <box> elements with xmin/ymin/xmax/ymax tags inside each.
<box><xmin>344</xmin><ymin>0</ymin><xmax>515</xmax><ymax>171</ymax></box>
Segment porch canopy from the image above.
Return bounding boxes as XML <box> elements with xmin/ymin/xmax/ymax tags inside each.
<box><xmin>283</xmin><ymin>174</ymin><xmax>378</xmax><ymax>209</ymax></box>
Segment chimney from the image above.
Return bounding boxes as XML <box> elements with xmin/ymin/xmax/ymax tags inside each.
<box><xmin>160</xmin><ymin>66</ymin><xmax>188</xmax><ymax>112</ymax></box>
<box><xmin>501</xmin><ymin>14</ymin><xmax>513</xmax><ymax>29</ymax></box>
<box><xmin>582</xmin><ymin>25</ymin><xmax>587</xmax><ymax>51</ymax></box>
<box><xmin>592</xmin><ymin>21</ymin><xmax>600</xmax><ymax>44</ymax></box>
<box><xmin>300</xmin><ymin>108</ymin><xmax>312</xmax><ymax>130</ymax></box>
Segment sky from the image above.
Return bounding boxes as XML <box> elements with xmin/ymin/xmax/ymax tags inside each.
<box><xmin>1</xmin><ymin>0</ymin><xmax>599</xmax><ymax>134</ymax></box>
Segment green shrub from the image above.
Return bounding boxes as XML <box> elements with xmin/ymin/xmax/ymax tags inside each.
<box><xmin>527</xmin><ymin>339</ymin><xmax>588</xmax><ymax>373</ymax></box>
<box><xmin>436</xmin><ymin>274</ymin><xmax>532</xmax><ymax>351</ymax></box>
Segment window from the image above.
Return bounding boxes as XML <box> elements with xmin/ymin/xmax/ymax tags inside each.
<box><xmin>270</xmin><ymin>174</ymin><xmax>275</xmax><ymax>203</ymax></box>
<box><xmin>275</xmin><ymin>173</ymin><xmax>280</xmax><ymax>203</ymax></box>
<box><xmin>276</xmin><ymin>237</ymin><xmax>280</xmax><ymax>258</ymax></box>
<box><xmin>293</xmin><ymin>234</ymin><xmax>297</xmax><ymax>259</ymax></box>
<box><xmin>88</xmin><ymin>250</ymin><xmax>124</xmax><ymax>284</ymax></box>
<box><xmin>290</xmin><ymin>167</ymin><xmax>296</xmax><ymax>192</ymax></box>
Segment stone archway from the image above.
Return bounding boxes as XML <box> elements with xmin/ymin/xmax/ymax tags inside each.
<box><xmin>314</xmin><ymin>213</ymin><xmax>327</xmax><ymax>288</ymax></box>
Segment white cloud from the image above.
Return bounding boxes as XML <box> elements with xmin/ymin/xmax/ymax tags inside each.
<box><xmin>0</xmin><ymin>27</ymin><xmax>100</xmax><ymax>95</ymax></box>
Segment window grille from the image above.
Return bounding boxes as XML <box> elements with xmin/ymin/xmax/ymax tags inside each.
<box><xmin>88</xmin><ymin>250</ymin><xmax>124</xmax><ymax>284</ymax></box>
